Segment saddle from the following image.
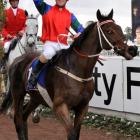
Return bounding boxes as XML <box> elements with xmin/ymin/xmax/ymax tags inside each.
<box><xmin>28</xmin><ymin>49</ymin><xmax>68</xmax><ymax>88</ymax></box>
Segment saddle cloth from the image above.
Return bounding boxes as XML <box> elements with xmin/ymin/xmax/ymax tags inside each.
<box><xmin>28</xmin><ymin>59</ymin><xmax>53</xmax><ymax>108</ymax></box>
<box><xmin>29</xmin><ymin>59</ymin><xmax>50</xmax><ymax>88</ymax></box>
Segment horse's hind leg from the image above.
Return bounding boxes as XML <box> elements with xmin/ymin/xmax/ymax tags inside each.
<box><xmin>13</xmin><ymin>90</ymin><xmax>28</xmax><ymax>140</ymax></box>
<box><xmin>32</xmin><ymin>105</ymin><xmax>42</xmax><ymax>123</ymax></box>
<box><xmin>24</xmin><ymin>93</ymin><xmax>41</xmax><ymax>123</ymax></box>
<box><xmin>23</xmin><ymin>98</ymin><xmax>40</xmax><ymax>122</ymax></box>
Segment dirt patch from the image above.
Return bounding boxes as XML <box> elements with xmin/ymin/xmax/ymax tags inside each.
<box><xmin>0</xmin><ymin>115</ymin><xmax>138</xmax><ymax>140</ymax></box>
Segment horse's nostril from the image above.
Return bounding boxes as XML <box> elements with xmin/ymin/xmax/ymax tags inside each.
<box><xmin>128</xmin><ymin>46</ymin><xmax>138</xmax><ymax>57</ymax></box>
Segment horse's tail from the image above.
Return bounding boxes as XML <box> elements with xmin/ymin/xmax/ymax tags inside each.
<box><xmin>0</xmin><ymin>88</ymin><xmax>13</xmax><ymax>115</ymax></box>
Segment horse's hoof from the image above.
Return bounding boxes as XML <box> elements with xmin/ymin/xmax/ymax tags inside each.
<box><xmin>32</xmin><ymin>115</ymin><xmax>40</xmax><ymax>123</ymax></box>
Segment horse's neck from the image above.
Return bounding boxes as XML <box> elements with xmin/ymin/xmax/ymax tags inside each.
<box><xmin>59</xmin><ymin>38</ymin><xmax>100</xmax><ymax>78</ymax></box>
<box><xmin>69</xmin><ymin>35</ymin><xmax>100</xmax><ymax>77</ymax></box>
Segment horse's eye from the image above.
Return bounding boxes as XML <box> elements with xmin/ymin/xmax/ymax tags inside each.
<box><xmin>107</xmin><ymin>30</ymin><xmax>113</xmax><ymax>34</ymax></box>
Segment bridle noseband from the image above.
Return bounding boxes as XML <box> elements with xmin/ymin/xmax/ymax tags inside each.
<box><xmin>16</xmin><ymin>30</ymin><xmax>38</xmax><ymax>55</ymax></box>
<box><xmin>26</xmin><ymin>33</ymin><xmax>37</xmax><ymax>45</ymax></box>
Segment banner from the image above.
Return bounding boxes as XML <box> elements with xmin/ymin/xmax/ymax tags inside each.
<box><xmin>90</xmin><ymin>57</ymin><xmax>124</xmax><ymax>112</ymax></box>
<box><xmin>89</xmin><ymin>56</ymin><xmax>140</xmax><ymax>114</ymax></box>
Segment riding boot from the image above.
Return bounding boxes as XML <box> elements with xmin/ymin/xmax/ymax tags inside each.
<box><xmin>27</xmin><ymin>59</ymin><xmax>45</xmax><ymax>90</ymax></box>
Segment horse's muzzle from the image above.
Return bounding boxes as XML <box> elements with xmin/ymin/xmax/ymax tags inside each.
<box><xmin>128</xmin><ymin>45</ymin><xmax>138</xmax><ymax>57</ymax></box>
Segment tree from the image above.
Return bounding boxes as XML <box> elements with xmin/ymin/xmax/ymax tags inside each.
<box><xmin>0</xmin><ymin>0</ymin><xmax>6</xmax><ymax>56</ymax></box>
<box><xmin>0</xmin><ymin>0</ymin><xmax>5</xmax><ymax>31</ymax></box>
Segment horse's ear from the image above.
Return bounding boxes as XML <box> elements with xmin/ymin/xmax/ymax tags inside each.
<box><xmin>108</xmin><ymin>9</ymin><xmax>113</xmax><ymax>19</ymax></box>
<box><xmin>96</xmin><ymin>9</ymin><xmax>102</xmax><ymax>21</ymax></box>
<box><xmin>36</xmin><ymin>13</ymin><xmax>40</xmax><ymax>19</ymax></box>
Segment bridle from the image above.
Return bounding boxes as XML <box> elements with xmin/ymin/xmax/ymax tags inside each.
<box><xmin>26</xmin><ymin>32</ymin><xmax>37</xmax><ymax>46</ymax></box>
<box><xmin>26</xmin><ymin>18</ymin><xmax>38</xmax><ymax>47</ymax></box>
<box><xmin>19</xmin><ymin>16</ymin><xmax>39</xmax><ymax>52</ymax></box>
<box><xmin>16</xmin><ymin>20</ymin><xmax>38</xmax><ymax>54</ymax></box>
<box><xmin>73</xmin><ymin>20</ymin><xmax>120</xmax><ymax>58</ymax></box>
<box><xmin>55</xmin><ymin>20</ymin><xmax>124</xmax><ymax>82</ymax></box>
<box><xmin>15</xmin><ymin>31</ymin><xmax>37</xmax><ymax>55</ymax></box>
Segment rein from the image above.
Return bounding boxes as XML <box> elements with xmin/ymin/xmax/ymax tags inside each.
<box><xmin>17</xmin><ymin>32</ymin><xmax>37</xmax><ymax>55</ymax></box>
<box><xmin>73</xmin><ymin>47</ymin><xmax>100</xmax><ymax>58</ymax></box>
<box><xmin>17</xmin><ymin>39</ymin><xmax>27</xmax><ymax>54</ymax></box>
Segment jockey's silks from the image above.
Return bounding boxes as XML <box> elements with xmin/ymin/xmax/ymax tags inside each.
<box><xmin>41</xmin><ymin>6</ymin><xmax>71</xmax><ymax>44</ymax></box>
<box><xmin>2</xmin><ymin>7</ymin><xmax>26</xmax><ymax>45</ymax></box>
<box><xmin>33</xmin><ymin>0</ymin><xmax>84</xmax><ymax>45</ymax></box>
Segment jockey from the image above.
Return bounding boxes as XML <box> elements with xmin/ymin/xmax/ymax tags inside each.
<box><xmin>27</xmin><ymin>0</ymin><xmax>84</xmax><ymax>90</ymax></box>
<box><xmin>1</xmin><ymin>0</ymin><xmax>27</xmax><ymax>55</ymax></box>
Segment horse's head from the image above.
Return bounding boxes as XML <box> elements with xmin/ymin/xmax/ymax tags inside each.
<box><xmin>96</xmin><ymin>9</ymin><xmax>138</xmax><ymax>60</ymax></box>
<box><xmin>25</xmin><ymin>14</ymin><xmax>39</xmax><ymax>48</ymax></box>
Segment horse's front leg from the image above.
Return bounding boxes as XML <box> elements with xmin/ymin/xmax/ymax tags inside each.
<box><xmin>73</xmin><ymin>105</ymin><xmax>88</xmax><ymax>140</ymax></box>
<box><xmin>54</xmin><ymin>103</ymin><xmax>77</xmax><ymax>140</ymax></box>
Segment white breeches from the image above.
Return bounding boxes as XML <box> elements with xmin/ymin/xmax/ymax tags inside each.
<box><xmin>4</xmin><ymin>40</ymin><xmax>12</xmax><ymax>53</ymax></box>
<box><xmin>42</xmin><ymin>41</ymin><xmax>70</xmax><ymax>60</ymax></box>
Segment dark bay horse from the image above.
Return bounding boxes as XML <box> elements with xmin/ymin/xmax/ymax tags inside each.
<box><xmin>0</xmin><ymin>9</ymin><xmax>138</xmax><ymax>140</ymax></box>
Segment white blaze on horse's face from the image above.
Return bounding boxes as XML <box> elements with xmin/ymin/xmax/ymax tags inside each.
<box><xmin>25</xmin><ymin>15</ymin><xmax>38</xmax><ymax>47</ymax></box>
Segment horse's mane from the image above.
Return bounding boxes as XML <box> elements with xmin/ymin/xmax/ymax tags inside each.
<box><xmin>68</xmin><ymin>11</ymin><xmax>114</xmax><ymax>51</ymax></box>
<box><xmin>70</xmin><ymin>22</ymin><xmax>96</xmax><ymax>50</ymax></box>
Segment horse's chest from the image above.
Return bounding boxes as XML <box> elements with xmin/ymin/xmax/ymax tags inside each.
<box><xmin>62</xmin><ymin>84</ymin><xmax>93</xmax><ymax>106</ymax></box>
